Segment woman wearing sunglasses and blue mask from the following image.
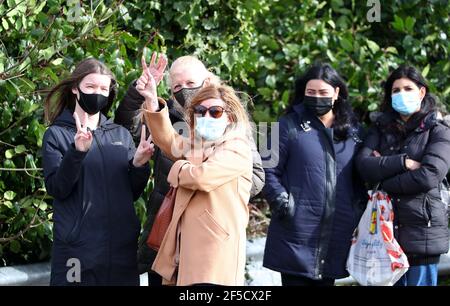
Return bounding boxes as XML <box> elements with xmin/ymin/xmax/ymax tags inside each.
<box><xmin>356</xmin><ymin>65</ymin><xmax>450</xmax><ymax>286</ymax></box>
<box><xmin>140</xmin><ymin>70</ymin><xmax>253</xmax><ymax>285</ymax></box>
<box><xmin>114</xmin><ymin>54</ymin><xmax>265</xmax><ymax>285</ymax></box>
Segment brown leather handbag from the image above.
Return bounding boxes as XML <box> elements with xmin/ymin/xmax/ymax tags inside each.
<box><xmin>146</xmin><ymin>187</ymin><xmax>177</xmax><ymax>251</ymax></box>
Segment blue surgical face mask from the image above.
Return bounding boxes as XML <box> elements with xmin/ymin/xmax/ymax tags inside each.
<box><xmin>391</xmin><ymin>91</ymin><xmax>422</xmax><ymax>116</ymax></box>
<box><xmin>195</xmin><ymin>116</ymin><xmax>228</xmax><ymax>141</ymax></box>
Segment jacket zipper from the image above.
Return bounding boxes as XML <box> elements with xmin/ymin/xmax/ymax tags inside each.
<box><xmin>92</xmin><ymin>128</ymin><xmax>112</xmax><ymax>282</ymax></box>
<box><xmin>423</xmin><ymin>195</ymin><xmax>432</xmax><ymax>227</ymax></box>
<box><xmin>314</xmin><ymin>128</ymin><xmax>337</xmax><ymax>279</ymax></box>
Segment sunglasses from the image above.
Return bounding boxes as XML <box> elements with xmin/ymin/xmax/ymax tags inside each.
<box><xmin>193</xmin><ymin>105</ymin><xmax>227</xmax><ymax>119</ymax></box>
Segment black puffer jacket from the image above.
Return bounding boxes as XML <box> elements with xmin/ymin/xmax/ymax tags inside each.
<box><xmin>356</xmin><ymin>111</ymin><xmax>450</xmax><ymax>265</ymax></box>
<box><xmin>114</xmin><ymin>82</ymin><xmax>265</xmax><ymax>273</ymax></box>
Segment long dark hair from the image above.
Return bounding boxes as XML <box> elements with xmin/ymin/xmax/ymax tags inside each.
<box><xmin>44</xmin><ymin>58</ymin><xmax>117</xmax><ymax>124</ymax></box>
<box><xmin>381</xmin><ymin>65</ymin><xmax>436</xmax><ymax>122</ymax></box>
<box><xmin>288</xmin><ymin>63</ymin><xmax>358</xmax><ymax>140</ymax></box>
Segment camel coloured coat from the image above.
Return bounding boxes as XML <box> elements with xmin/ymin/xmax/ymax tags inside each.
<box><xmin>142</xmin><ymin>100</ymin><xmax>252</xmax><ymax>285</ymax></box>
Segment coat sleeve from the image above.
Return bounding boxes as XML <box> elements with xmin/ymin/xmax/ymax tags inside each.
<box><xmin>355</xmin><ymin>125</ymin><xmax>407</xmax><ymax>184</ymax></box>
<box><xmin>381</xmin><ymin>124</ymin><xmax>450</xmax><ymax>194</ymax></box>
<box><xmin>114</xmin><ymin>81</ymin><xmax>145</xmax><ymax>143</ymax></box>
<box><xmin>249</xmin><ymin>135</ymin><xmax>265</xmax><ymax>199</ymax></box>
<box><xmin>42</xmin><ymin>128</ymin><xmax>87</xmax><ymax>200</ymax></box>
<box><xmin>261</xmin><ymin>116</ymin><xmax>289</xmax><ymax>204</ymax></box>
<box><xmin>125</xmin><ymin>131</ymin><xmax>151</xmax><ymax>201</ymax></box>
<box><xmin>167</xmin><ymin>137</ymin><xmax>252</xmax><ymax>192</ymax></box>
<box><xmin>142</xmin><ymin>100</ymin><xmax>188</xmax><ymax>161</ymax></box>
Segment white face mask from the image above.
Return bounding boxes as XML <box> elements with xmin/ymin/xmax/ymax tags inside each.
<box><xmin>194</xmin><ymin>116</ymin><xmax>228</xmax><ymax>141</ymax></box>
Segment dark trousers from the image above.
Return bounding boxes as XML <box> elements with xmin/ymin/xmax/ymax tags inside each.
<box><xmin>281</xmin><ymin>273</ymin><xmax>335</xmax><ymax>286</ymax></box>
<box><xmin>148</xmin><ymin>271</ymin><xmax>163</xmax><ymax>286</ymax></box>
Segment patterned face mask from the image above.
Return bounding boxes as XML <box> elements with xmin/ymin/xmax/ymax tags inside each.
<box><xmin>173</xmin><ymin>81</ymin><xmax>204</xmax><ymax>108</ymax></box>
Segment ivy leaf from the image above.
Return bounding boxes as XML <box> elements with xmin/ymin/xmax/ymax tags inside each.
<box><xmin>221</xmin><ymin>51</ymin><xmax>234</xmax><ymax>71</ymax></box>
<box><xmin>367</xmin><ymin>40</ymin><xmax>380</xmax><ymax>54</ymax></box>
<box><xmin>2</xmin><ymin>18</ymin><xmax>9</xmax><ymax>30</ymax></box>
<box><xmin>422</xmin><ymin>64</ymin><xmax>430</xmax><ymax>78</ymax></box>
<box><xmin>51</xmin><ymin>58</ymin><xmax>64</xmax><ymax>66</ymax></box>
<box><xmin>392</xmin><ymin>15</ymin><xmax>404</xmax><ymax>32</ymax></box>
<box><xmin>3</xmin><ymin>201</ymin><xmax>13</xmax><ymax>209</ymax></box>
<box><xmin>14</xmin><ymin>145</ymin><xmax>26</xmax><ymax>154</ymax></box>
<box><xmin>405</xmin><ymin>17</ymin><xmax>415</xmax><ymax>32</ymax></box>
<box><xmin>265</xmin><ymin>75</ymin><xmax>277</xmax><ymax>88</ymax></box>
<box><xmin>339</xmin><ymin>37</ymin><xmax>353</xmax><ymax>52</ymax></box>
<box><xmin>5</xmin><ymin>149</ymin><xmax>14</xmax><ymax>159</ymax></box>
<box><xmin>4</xmin><ymin>190</ymin><xmax>16</xmax><ymax>201</ymax></box>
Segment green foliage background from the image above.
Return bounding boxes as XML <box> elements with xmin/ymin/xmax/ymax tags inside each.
<box><xmin>0</xmin><ymin>0</ymin><xmax>449</xmax><ymax>266</ymax></box>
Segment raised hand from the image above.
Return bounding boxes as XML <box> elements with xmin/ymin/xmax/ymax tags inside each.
<box><xmin>146</xmin><ymin>52</ymin><xmax>167</xmax><ymax>85</ymax></box>
<box><xmin>133</xmin><ymin>125</ymin><xmax>155</xmax><ymax>167</ymax></box>
<box><xmin>136</xmin><ymin>55</ymin><xmax>160</xmax><ymax>111</ymax></box>
<box><xmin>73</xmin><ymin>111</ymin><xmax>93</xmax><ymax>152</ymax></box>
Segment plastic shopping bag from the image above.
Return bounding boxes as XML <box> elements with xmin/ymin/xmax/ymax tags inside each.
<box><xmin>346</xmin><ymin>190</ymin><xmax>409</xmax><ymax>286</ymax></box>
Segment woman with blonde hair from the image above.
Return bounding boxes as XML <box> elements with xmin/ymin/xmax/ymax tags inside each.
<box><xmin>138</xmin><ymin>68</ymin><xmax>253</xmax><ymax>285</ymax></box>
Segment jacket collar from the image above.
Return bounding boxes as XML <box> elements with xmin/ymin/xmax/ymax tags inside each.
<box><xmin>52</xmin><ymin>108</ymin><xmax>119</xmax><ymax>131</ymax></box>
<box><xmin>376</xmin><ymin>110</ymin><xmax>438</xmax><ymax>134</ymax></box>
<box><xmin>292</xmin><ymin>103</ymin><xmax>326</xmax><ymax>131</ymax></box>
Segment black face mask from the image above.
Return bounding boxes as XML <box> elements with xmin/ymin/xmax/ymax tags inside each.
<box><xmin>303</xmin><ymin>95</ymin><xmax>334</xmax><ymax>117</ymax></box>
<box><xmin>76</xmin><ymin>86</ymin><xmax>109</xmax><ymax>115</ymax></box>
<box><xmin>173</xmin><ymin>81</ymin><xmax>204</xmax><ymax>107</ymax></box>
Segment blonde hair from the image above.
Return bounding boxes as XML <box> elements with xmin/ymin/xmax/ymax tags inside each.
<box><xmin>187</xmin><ymin>85</ymin><xmax>251</xmax><ymax>133</ymax></box>
<box><xmin>168</xmin><ymin>55</ymin><xmax>221</xmax><ymax>87</ymax></box>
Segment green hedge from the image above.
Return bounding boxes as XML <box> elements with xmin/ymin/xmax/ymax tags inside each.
<box><xmin>0</xmin><ymin>0</ymin><xmax>449</xmax><ymax>266</ymax></box>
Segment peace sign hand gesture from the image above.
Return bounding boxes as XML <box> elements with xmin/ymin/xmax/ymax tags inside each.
<box><xmin>146</xmin><ymin>52</ymin><xmax>167</xmax><ymax>85</ymax></box>
<box><xmin>133</xmin><ymin>125</ymin><xmax>155</xmax><ymax>167</ymax></box>
<box><xmin>73</xmin><ymin>111</ymin><xmax>93</xmax><ymax>152</ymax></box>
<box><xmin>136</xmin><ymin>52</ymin><xmax>167</xmax><ymax>103</ymax></box>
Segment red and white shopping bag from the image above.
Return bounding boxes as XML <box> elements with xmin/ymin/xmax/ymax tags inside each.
<box><xmin>346</xmin><ymin>190</ymin><xmax>409</xmax><ymax>286</ymax></box>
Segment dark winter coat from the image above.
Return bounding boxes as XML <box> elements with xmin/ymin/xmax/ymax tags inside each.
<box><xmin>355</xmin><ymin>110</ymin><xmax>450</xmax><ymax>265</ymax></box>
<box><xmin>262</xmin><ymin>104</ymin><xmax>366</xmax><ymax>280</ymax></box>
<box><xmin>42</xmin><ymin>109</ymin><xmax>150</xmax><ymax>285</ymax></box>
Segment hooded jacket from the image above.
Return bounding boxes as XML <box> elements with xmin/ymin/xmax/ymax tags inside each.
<box><xmin>356</xmin><ymin>110</ymin><xmax>450</xmax><ymax>265</ymax></box>
<box><xmin>42</xmin><ymin>108</ymin><xmax>150</xmax><ymax>285</ymax></box>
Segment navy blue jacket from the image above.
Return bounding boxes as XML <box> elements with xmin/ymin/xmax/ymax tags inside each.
<box><xmin>42</xmin><ymin>109</ymin><xmax>150</xmax><ymax>285</ymax></box>
<box><xmin>355</xmin><ymin>111</ymin><xmax>450</xmax><ymax>265</ymax></box>
<box><xmin>262</xmin><ymin>104</ymin><xmax>365</xmax><ymax>280</ymax></box>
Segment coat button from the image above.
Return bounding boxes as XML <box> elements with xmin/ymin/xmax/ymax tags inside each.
<box><xmin>390</xmin><ymin>146</ymin><xmax>394</xmax><ymax>150</ymax></box>
<box><xmin>318</xmin><ymin>274</ymin><xmax>322</xmax><ymax>279</ymax></box>
<box><xmin>321</xmin><ymin>259</ymin><xmax>325</xmax><ymax>264</ymax></box>
<box><xmin>397</xmin><ymin>199</ymin><xmax>400</xmax><ymax>202</ymax></box>
<box><xmin>395</xmin><ymin>225</ymin><xmax>398</xmax><ymax>229</ymax></box>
